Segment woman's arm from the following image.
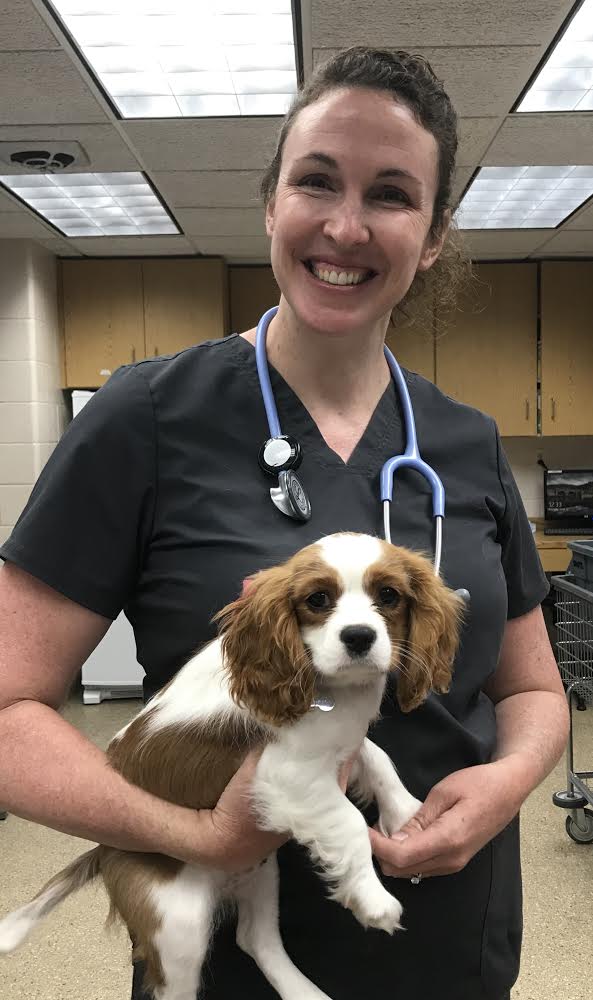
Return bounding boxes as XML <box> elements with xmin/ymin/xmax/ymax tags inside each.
<box><xmin>369</xmin><ymin>605</ymin><xmax>569</xmax><ymax>877</ymax></box>
<box><xmin>0</xmin><ymin>563</ymin><xmax>283</xmax><ymax>871</ymax></box>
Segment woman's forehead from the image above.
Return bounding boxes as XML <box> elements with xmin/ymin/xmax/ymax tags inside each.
<box><xmin>282</xmin><ymin>87</ymin><xmax>439</xmax><ymax>181</ymax></box>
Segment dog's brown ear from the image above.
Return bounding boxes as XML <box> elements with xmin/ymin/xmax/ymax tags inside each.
<box><xmin>213</xmin><ymin>565</ymin><xmax>315</xmax><ymax>726</ymax></box>
<box><xmin>396</xmin><ymin>555</ymin><xmax>463</xmax><ymax>713</ymax></box>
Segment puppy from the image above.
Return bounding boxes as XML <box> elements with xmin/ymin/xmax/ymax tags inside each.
<box><xmin>0</xmin><ymin>533</ymin><xmax>462</xmax><ymax>1000</ymax></box>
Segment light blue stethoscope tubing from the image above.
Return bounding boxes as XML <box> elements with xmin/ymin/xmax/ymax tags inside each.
<box><xmin>255</xmin><ymin>306</ymin><xmax>445</xmax><ymax>576</ymax></box>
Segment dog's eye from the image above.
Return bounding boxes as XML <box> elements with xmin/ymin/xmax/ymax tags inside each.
<box><xmin>378</xmin><ymin>586</ymin><xmax>399</xmax><ymax>607</ymax></box>
<box><xmin>306</xmin><ymin>591</ymin><xmax>331</xmax><ymax>611</ymax></box>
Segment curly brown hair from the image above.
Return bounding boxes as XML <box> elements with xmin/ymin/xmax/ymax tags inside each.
<box><xmin>260</xmin><ymin>46</ymin><xmax>471</xmax><ymax>326</ymax></box>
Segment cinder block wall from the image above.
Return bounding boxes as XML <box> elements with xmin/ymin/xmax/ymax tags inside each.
<box><xmin>0</xmin><ymin>239</ymin><xmax>67</xmax><ymax>547</ymax></box>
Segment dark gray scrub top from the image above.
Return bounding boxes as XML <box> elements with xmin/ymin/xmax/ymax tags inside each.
<box><xmin>1</xmin><ymin>334</ymin><xmax>549</xmax><ymax>1000</ymax></box>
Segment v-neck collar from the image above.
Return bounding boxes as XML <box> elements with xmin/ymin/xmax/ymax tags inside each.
<box><xmin>232</xmin><ymin>333</ymin><xmax>405</xmax><ymax>475</ymax></box>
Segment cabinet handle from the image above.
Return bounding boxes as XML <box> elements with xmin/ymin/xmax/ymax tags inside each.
<box><xmin>525</xmin><ymin>399</ymin><xmax>530</xmax><ymax>421</ymax></box>
<box><xmin>154</xmin><ymin>345</ymin><xmax>158</xmax><ymax>357</ymax></box>
<box><xmin>551</xmin><ymin>397</ymin><xmax>556</xmax><ymax>421</ymax></box>
<box><xmin>131</xmin><ymin>346</ymin><xmax>136</xmax><ymax>363</ymax></box>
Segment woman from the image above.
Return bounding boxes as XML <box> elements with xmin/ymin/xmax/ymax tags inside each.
<box><xmin>0</xmin><ymin>47</ymin><xmax>567</xmax><ymax>1000</ymax></box>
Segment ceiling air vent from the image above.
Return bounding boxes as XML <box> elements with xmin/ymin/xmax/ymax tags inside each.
<box><xmin>0</xmin><ymin>141</ymin><xmax>90</xmax><ymax>173</ymax></box>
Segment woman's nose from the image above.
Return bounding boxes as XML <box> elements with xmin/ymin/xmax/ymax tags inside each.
<box><xmin>322</xmin><ymin>200</ymin><xmax>370</xmax><ymax>247</ymax></box>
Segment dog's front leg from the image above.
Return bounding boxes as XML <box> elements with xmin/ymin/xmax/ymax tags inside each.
<box><xmin>349</xmin><ymin>738</ymin><xmax>422</xmax><ymax>836</ymax></box>
<box><xmin>252</xmin><ymin>747</ymin><xmax>403</xmax><ymax>935</ymax></box>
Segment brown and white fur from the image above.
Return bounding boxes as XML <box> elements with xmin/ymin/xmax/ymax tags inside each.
<box><xmin>0</xmin><ymin>533</ymin><xmax>462</xmax><ymax>1000</ymax></box>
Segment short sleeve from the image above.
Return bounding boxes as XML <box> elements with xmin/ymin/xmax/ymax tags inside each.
<box><xmin>494</xmin><ymin>425</ymin><xmax>549</xmax><ymax>619</ymax></box>
<box><xmin>0</xmin><ymin>365</ymin><xmax>156</xmax><ymax>619</ymax></box>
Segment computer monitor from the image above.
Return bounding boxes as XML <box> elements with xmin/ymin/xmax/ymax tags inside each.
<box><xmin>544</xmin><ymin>469</ymin><xmax>593</xmax><ymax>526</ymax></box>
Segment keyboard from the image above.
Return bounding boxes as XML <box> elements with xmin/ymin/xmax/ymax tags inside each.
<box><xmin>543</xmin><ymin>526</ymin><xmax>593</xmax><ymax>536</ymax></box>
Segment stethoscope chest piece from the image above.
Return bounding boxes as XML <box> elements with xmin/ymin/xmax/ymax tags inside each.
<box><xmin>270</xmin><ymin>469</ymin><xmax>311</xmax><ymax>522</ymax></box>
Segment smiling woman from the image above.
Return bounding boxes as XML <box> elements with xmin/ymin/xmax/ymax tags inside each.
<box><xmin>0</xmin><ymin>44</ymin><xmax>566</xmax><ymax>1000</ymax></box>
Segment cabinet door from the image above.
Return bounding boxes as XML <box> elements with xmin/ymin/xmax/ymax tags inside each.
<box><xmin>541</xmin><ymin>261</ymin><xmax>593</xmax><ymax>435</ymax></box>
<box><xmin>62</xmin><ymin>260</ymin><xmax>144</xmax><ymax>388</ymax></box>
<box><xmin>143</xmin><ymin>259</ymin><xmax>227</xmax><ymax>357</ymax></box>
<box><xmin>229</xmin><ymin>266</ymin><xmax>280</xmax><ymax>333</ymax></box>
<box><xmin>435</xmin><ymin>263</ymin><xmax>537</xmax><ymax>435</ymax></box>
<box><xmin>385</xmin><ymin>296</ymin><xmax>435</xmax><ymax>382</ymax></box>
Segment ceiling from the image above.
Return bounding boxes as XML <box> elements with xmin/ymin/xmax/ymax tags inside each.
<box><xmin>1</xmin><ymin>0</ymin><xmax>592</xmax><ymax>261</ymax></box>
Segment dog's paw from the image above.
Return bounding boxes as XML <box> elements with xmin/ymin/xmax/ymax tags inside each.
<box><xmin>377</xmin><ymin>794</ymin><xmax>422</xmax><ymax>838</ymax></box>
<box><xmin>349</xmin><ymin>884</ymin><xmax>404</xmax><ymax>934</ymax></box>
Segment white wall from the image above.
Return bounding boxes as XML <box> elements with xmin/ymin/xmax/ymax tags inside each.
<box><xmin>503</xmin><ymin>436</ymin><xmax>593</xmax><ymax>519</ymax></box>
<box><xmin>0</xmin><ymin>239</ymin><xmax>67</xmax><ymax>546</ymax></box>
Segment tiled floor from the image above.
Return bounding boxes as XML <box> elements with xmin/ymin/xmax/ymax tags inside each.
<box><xmin>1</xmin><ymin>694</ymin><xmax>592</xmax><ymax>999</ymax></box>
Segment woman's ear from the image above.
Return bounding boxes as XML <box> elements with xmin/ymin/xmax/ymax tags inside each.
<box><xmin>396</xmin><ymin>555</ymin><xmax>463</xmax><ymax>713</ymax></box>
<box><xmin>213</xmin><ymin>565</ymin><xmax>315</xmax><ymax>726</ymax></box>
<box><xmin>417</xmin><ymin>209</ymin><xmax>451</xmax><ymax>273</ymax></box>
<box><xmin>265</xmin><ymin>196</ymin><xmax>276</xmax><ymax>238</ymax></box>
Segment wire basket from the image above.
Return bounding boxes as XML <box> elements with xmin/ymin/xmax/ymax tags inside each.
<box><xmin>552</xmin><ymin>574</ymin><xmax>593</xmax><ymax>706</ymax></box>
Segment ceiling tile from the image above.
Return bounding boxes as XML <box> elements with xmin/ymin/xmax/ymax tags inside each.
<box><xmin>314</xmin><ymin>46</ymin><xmax>542</xmax><ymax>116</ymax></box>
<box><xmin>457</xmin><ymin>118</ymin><xmax>502</xmax><ymax>167</ymax></box>
<box><xmin>35</xmin><ymin>237</ymin><xmax>83</xmax><ymax>257</ymax></box>
<box><xmin>0</xmin><ymin>52</ymin><xmax>108</xmax><ymax>125</ymax></box>
<box><xmin>69</xmin><ymin>235</ymin><xmax>195</xmax><ymax>256</ymax></box>
<box><xmin>311</xmin><ymin>0</ymin><xmax>574</xmax><ymax>48</ymax></box>
<box><xmin>451</xmin><ymin>167</ymin><xmax>474</xmax><ymax>205</ymax></box>
<box><xmin>152</xmin><ymin>171</ymin><xmax>263</xmax><ymax>208</ymax></box>
<box><xmin>0</xmin><ymin>190</ymin><xmax>22</xmax><ymax>213</ymax></box>
<box><xmin>189</xmin><ymin>235</ymin><xmax>271</xmax><ymax>258</ymax></box>
<box><xmin>460</xmin><ymin>228</ymin><xmax>553</xmax><ymax>256</ymax></box>
<box><xmin>0</xmin><ymin>0</ymin><xmax>62</xmax><ymax>50</ymax></box>
<box><xmin>564</xmin><ymin>200</ymin><xmax>593</xmax><ymax>230</ymax></box>
<box><xmin>0</xmin><ymin>124</ymin><xmax>140</xmax><ymax>172</ymax></box>
<box><xmin>123</xmin><ymin>118</ymin><xmax>281</xmax><ymax>171</ymax></box>
<box><xmin>175</xmin><ymin>207</ymin><xmax>265</xmax><ymax>237</ymax></box>
<box><xmin>0</xmin><ymin>211</ymin><xmax>56</xmax><ymax>238</ymax></box>
<box><xmin>485</xmin><ymin>113</ymin><xmax>593</xmax><ymax>164</ymax></box>
<box><xmin>531</xmin><ymin>229</ymin><xmax>593</xmax><ymax>254</ymax></box>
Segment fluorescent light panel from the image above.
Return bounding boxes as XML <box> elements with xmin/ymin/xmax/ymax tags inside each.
<box><xmin>518</xmin><ymin>0</ymin><xmax>593</xmax><ymax>111</ymax></box>
<box><xmin>47</xmin><ymin>0</ymin><xmax>297</xmax><ymax>118</ymax></box>
<box><xmin>455</xmin><ymin>166</ymin><xmax>593</xmax><ymax>229</ymax></box>
<box><xmin>0</xmin><ymin>172</ymin><xmax>179</xmax><ymax>236</ymax></box>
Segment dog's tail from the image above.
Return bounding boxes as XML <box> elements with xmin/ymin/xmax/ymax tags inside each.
<box><xmin>0</xmin><ymin>846</ymin><xmax>102</xmax><ymax>954</ymax></box>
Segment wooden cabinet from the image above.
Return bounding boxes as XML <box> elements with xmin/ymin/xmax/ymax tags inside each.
<box><xmin>143</xmin><ymin>259</ymin><xmax>227</xmax><ymax>357</ymax></box>
<box><xmin>229</xmin><ymin>266</ymin><xmax>280</xmax><ymax>333</ymax></box>
<box><xmin>386</xmin><ymin>293</ymin><xmax>435</xmax><ymax>381</ymax></box>
<box><xmin>435</xmin><ymin>263</ymin><xmax>538</xmax><ymax>435</ymax></box>
<box><xmin>62</xmin><ymin>260</ymin><xmax>144</xmax><ymax>387</ymax></box>
<box><xmin>61</xmin><ymin>258</ymin><xmax>228</xmax><ymax>387</ymax></box>
<box><xmin>541</xmin><ymin>261</ymin><xmax>593</xmax><ymax>435</ymax></box>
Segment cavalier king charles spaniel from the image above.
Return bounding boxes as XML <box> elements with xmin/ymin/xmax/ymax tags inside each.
<box><xmin>0</xmin><ymin>532</ymin><xmax>462</xmax><ymax>1000</ymax></box>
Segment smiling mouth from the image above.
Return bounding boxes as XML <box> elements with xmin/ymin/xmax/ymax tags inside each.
<box><xmin>304</xmin><ymin>260</ymin><xmax>377</xmax><ymax>287</ymax></box>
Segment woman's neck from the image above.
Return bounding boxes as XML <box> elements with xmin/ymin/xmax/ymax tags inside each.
<box><xmin>241</xmin><ymin>297</ymin><xmax>392</xmax><ymax>418</ymax></box>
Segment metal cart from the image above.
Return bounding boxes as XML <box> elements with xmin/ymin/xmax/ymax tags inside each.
<box><xmin>551</xmin><ymin>573</ymin><xmax>593</xmax><ymax>844</ymax></box>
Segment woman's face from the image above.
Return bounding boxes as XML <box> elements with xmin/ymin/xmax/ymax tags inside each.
<box><xmin>266</xmin><ymin>86</ymin><xmax>447</xmax><ymax>339</ymax></box>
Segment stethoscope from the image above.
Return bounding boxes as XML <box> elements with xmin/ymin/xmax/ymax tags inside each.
<box><xmin>256</xmin><ymin>305</ymin><xmax>461</xmax><ymax>586</ymax></box>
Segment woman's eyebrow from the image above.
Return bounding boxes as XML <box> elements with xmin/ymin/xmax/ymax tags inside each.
<box><xmin>295</xmin><ymin>152</ymin><xmax>421</xmax><ymax>186</ymax></box>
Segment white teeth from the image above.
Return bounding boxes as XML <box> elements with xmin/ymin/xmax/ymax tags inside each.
<box><xmin>310</xmin><ymin>263</ymin><xmax>369</xmax><ymax>286</ymax></box>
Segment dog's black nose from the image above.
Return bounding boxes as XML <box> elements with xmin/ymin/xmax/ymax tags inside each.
<box><xmin>340</xmin><ymin>625</ymin><xmax>377</xmax><ymax>656</ymax></box>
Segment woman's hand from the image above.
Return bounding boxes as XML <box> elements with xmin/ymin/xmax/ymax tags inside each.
<box><xmin>369</xmin><ymin>758</ymin><xmax>527</xmax><ymax>879</ymax></box>
<box><xmin>195</xmin><ymin>749</ymin><xmax>356</xmax><ymax>874</ymax></box>
<box><xmin>196</xmin><ymin>751</ymin><xmax>288</xmax><ymax>873</ymax></box>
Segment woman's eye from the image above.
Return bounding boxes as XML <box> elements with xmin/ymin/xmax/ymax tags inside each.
<box><xmin>299</xmin><ymin>174</ymin><xmax>333</xmax><ymax>191</ymax></box>
<box><xmin>306</xmin><ymin>591</ymin><xmax>331</xmax><ymax>610</ymax></box>
<box><xmin>375</xmin><ymin>187</ymin><xmax>409</xmax><ymax>204</ymax></box>
<box><xmin>378</xmin><ymin>586</ymin><xmax>399</xmax><ymax>607</ymax></box>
